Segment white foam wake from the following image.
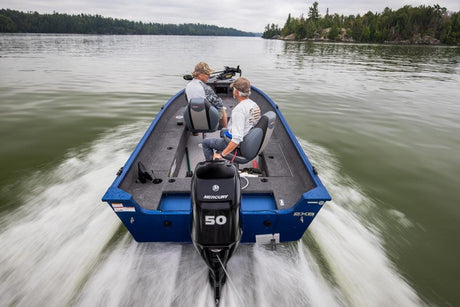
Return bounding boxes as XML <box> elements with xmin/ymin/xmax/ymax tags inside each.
<box><xmin>0</xmin><ymin>124</ymin><xmax>144</xmax><ymax>306</ymax></box>
<box><xmin>0</xmin><ymin>125</ymin><xmax>423</xmax><ymax>307</ymax></box>
<box><xmin>300</xmin><ymin>139</ymin><xmax>422</xmax><ymax>307</ymax></box>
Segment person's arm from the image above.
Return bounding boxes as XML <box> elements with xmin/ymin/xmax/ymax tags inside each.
<box><xmin>203</xmin><ymin>84</ymin><xmax>223</xmax><ymax>109</ymax></box>
<box><xmin>213</xmin><ymin>141</ymin><xmax>238</xmax><ymax>160</ymax></box>
<box><xmin>228</xmin><ymin>110</ymin><xmax>244</xmax><ymax>144</ymax></box>
<box><xmin>220</xmin><ymin>108</ymin><xmax>228</xmax><ymax>128</ymax></box>
<box><xmin>213</xmin><ymin>110</ymin><xmax>244</xmax><ymax>160</ymax></box>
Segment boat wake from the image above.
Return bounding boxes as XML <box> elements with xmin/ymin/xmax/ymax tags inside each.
<box><xmin>0</xmin><ymin>124</ymin><xmax>422</xmax><ymax>306</ymax></box>
<box><xmin>298</xmin><ymin>139</ymin><xmax>422</xmax><ymax>307</ymax></box>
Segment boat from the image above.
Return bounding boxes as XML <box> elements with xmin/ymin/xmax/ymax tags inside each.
<box><xmin>102</xmin><ymin>66</ymin><xmax>331</xmax><ymax>305</ymax></box>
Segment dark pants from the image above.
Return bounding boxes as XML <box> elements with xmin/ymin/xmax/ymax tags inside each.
<box><xmin>202</xmin><ymin>130</ymin><xmax>230</xmax><ymax>161</ymax></box>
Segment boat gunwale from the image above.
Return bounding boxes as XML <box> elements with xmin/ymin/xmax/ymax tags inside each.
<box><xmin>103</xmin><ymin>84</ymin><xmax>331</xmax><ymax>204</ymax></box>
<box><xmin>251</xmin><ymin>86</ymin><xmax>330</xmax><ymax>200</ymax></box>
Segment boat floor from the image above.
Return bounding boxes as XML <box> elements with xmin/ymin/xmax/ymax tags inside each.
<box><xmin>120</xmin><ymin>89</ymin><xmax>316</xmax><ymax>211</ymax></box>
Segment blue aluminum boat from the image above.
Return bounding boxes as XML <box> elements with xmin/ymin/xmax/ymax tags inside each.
<box><xmin>102</xmin><ymin>66</ymin><xmax>331</xmax><ymax>305</ymax></box>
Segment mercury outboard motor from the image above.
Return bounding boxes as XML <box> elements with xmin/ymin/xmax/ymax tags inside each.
<box><xmin>191</xmin><ymin>161</ymin><xmax>241</xmax><ymax>306</ymax></box>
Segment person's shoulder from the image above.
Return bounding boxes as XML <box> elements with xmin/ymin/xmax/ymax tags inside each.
<box><xmin>200</xmin><ymin>80</ymin><xmax>211</xmax><ymax>88</ymax></box>
<box><xmin>187</xmin><ymin>78</ymin><xmax>202</xmax><ymax>88</ymax></box>
<box><xmin>241</xmin><ymin>98</ymin><xmax>257</xmax><ymax>107</ymax></box>
<box><xmin>248</xmin><ymin>99</ymin><xmax>259</xmax><ymax>108</ymax></box>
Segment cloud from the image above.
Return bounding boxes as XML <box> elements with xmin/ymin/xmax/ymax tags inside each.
<box><xmin>1</xmin><ymin>0</ymin><xmax>460</xmax><ymax>33</ymax></box>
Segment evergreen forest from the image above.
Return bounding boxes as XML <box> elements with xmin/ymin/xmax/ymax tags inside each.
<box><xmin>0</xmin><ymin>9</ymin><xmax>256</xmax><ymax>36</ymax></box>
<box><xmin>262</xmin><ymin>2</ymin><xmax>460</xmax><ymax>45</ymax></box>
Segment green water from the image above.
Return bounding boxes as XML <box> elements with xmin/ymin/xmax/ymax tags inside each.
<box><xmin>1</xmin><ymin>34</ymin><xmax>459</xmax><ymax>306</ymax></box>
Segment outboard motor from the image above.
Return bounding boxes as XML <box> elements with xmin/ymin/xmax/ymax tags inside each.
<box><xmin>191</xmin><ymin>161</ymin><xmax>241</xmax><ymax>305</ymax></box>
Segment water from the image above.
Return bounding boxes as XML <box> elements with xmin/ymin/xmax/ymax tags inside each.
<box><xmin>1</xmin><ymin>34</ymin><xmax>459</xmax><ymax>306</ymax></box>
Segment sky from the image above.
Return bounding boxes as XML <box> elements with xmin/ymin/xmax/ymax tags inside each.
<box><xmin>1</xmin><ymin>0</ymin><xmax>460</xmax><ymax>33</ymax></box>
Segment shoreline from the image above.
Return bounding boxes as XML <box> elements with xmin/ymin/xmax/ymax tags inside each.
<box><xmin>268</xmin><ymin>32</ymin><xmax>447</xmax><ymax>46</ymax></box>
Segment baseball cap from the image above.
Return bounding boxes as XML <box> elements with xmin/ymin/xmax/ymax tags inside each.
<box><xmin>193</xmin><ymin>62</ymin><xmax>214</xmax><ymax>75</ymax></box>
<box><xmin>230</xmin><ymin>77</ymin><xmax>251</xmax><ymax>95</ymax></box>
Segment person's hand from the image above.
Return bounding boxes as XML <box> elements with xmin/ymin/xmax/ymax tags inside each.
<box><xmin>213</xmin><ymin>152</ymin><xmax>223</xmax><ymax>160</ymax></box>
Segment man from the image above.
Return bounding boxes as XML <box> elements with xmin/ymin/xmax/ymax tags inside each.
<box><xmin>185</xmin><ymin>62</ymin><xmax>228</xmax><ymax>128</ymax></box>
<box><xmin>202</xmin><ymin>77</ymin><xmax>261</xmax><ymax>161</ymax></box>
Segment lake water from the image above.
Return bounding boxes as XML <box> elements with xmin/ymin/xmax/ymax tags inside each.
<box><xmin>1</xmin><ymin>34</ymin><xmax>459</xmax><ymax>306</ymax></box>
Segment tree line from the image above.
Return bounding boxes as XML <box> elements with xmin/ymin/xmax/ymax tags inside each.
<box><xmin>0</xmin><ymin>9</ymin><xmax>256</xmax><ymax>36</ymax></box>
<box><xmin>262</xmin><ymin>2</ymin><xmax>460</xmax><ymax>45</ymax></box>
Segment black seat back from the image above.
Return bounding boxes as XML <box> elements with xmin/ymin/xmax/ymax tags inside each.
<box><xmin>183</xmin><ymin>98</ymin><xmax>220</xmax><ymax>133</ymax></box>
<box><xmin>224</xmin><ymin>111</ymin><xmax>276</xmax><ymax>164</ymax></box>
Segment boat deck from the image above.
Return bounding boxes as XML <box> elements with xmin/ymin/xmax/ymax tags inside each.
<box><xmin>119</xmin><ymin>83</ymin><xmax>317</xmax><ymax>211</ymax></box>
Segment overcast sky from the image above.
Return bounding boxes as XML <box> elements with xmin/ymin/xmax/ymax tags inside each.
<box><xmin>1</xmin><ymin>0</ymin><xmax>459</xmax><ymax>33</ymax></box>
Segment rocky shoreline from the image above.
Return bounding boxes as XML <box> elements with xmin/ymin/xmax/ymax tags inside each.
<box><xmin>271</xmin><ymin>28</ymin><xmax>442</xmax><ymax>45</ymax></box>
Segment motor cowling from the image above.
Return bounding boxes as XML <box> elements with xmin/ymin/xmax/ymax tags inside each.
<box><xmin>191</xmin><ymin>161</ymin><xmax>241</xmax><ymax>304</ymax></box>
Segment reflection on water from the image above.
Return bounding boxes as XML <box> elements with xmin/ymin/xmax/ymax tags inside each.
<box><xmin>283</xmin><ymin>41</ymin><xmax>459</xmax><ymax>62</ymax></box>
<box><xmin>279</xmin><ymin>41</ymin><xmax>459</xmax><ymax>81</ymax></box>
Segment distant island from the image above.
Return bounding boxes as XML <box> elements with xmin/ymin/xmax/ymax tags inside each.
<box><xmin>262</xmin><ymin>2</ymin><xmax>460</xmax><ymax>45</ymax></box>
<box><xmin>0</xmin><ymin>9</ymin><xmax>258</xmax><ymax>37</ymax></box>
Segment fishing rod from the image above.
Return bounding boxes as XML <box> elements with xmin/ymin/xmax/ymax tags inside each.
<box><xmin>183</xmin><ymin>65</ymin><xmax>242</xmax><ymax>81</ymax></box>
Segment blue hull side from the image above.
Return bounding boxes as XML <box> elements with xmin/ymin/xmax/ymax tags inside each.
<box><xmin>102</xmin><ymin>86</ymin><xmax>331</xmax><ymax>244</ymax></box>
<box><xmin>103</xmin><ymin>191</ymin><xmax>326</xmax><ymax>243</ymax></box>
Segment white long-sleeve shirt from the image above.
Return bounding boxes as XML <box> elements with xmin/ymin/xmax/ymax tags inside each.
<box><xmin>228</xmin><ymin>98</ymin><xmax>261</xmax><ymax>145</ymax></box>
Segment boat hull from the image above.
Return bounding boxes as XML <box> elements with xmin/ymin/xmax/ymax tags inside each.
<box><xmin>102</xmin><ymin>82</ymin><xmax>330</xmax><ymax>244</ymax></box>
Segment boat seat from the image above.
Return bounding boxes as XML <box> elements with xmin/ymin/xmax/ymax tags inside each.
<box><xmin>224</xmin><ymin>111</ymin><xmax>276</xmax><ymax>164</ymax></box>
<box><xmin>183</xmin><ymin>98</ymin><xmax>220</xmax><ymax>133</ymax></box>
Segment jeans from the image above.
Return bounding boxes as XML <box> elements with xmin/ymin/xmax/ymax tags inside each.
<box><xmin>202</xmin><ymin>130</ymin><xmax>229</xmax><ymax>161</ymax></box>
